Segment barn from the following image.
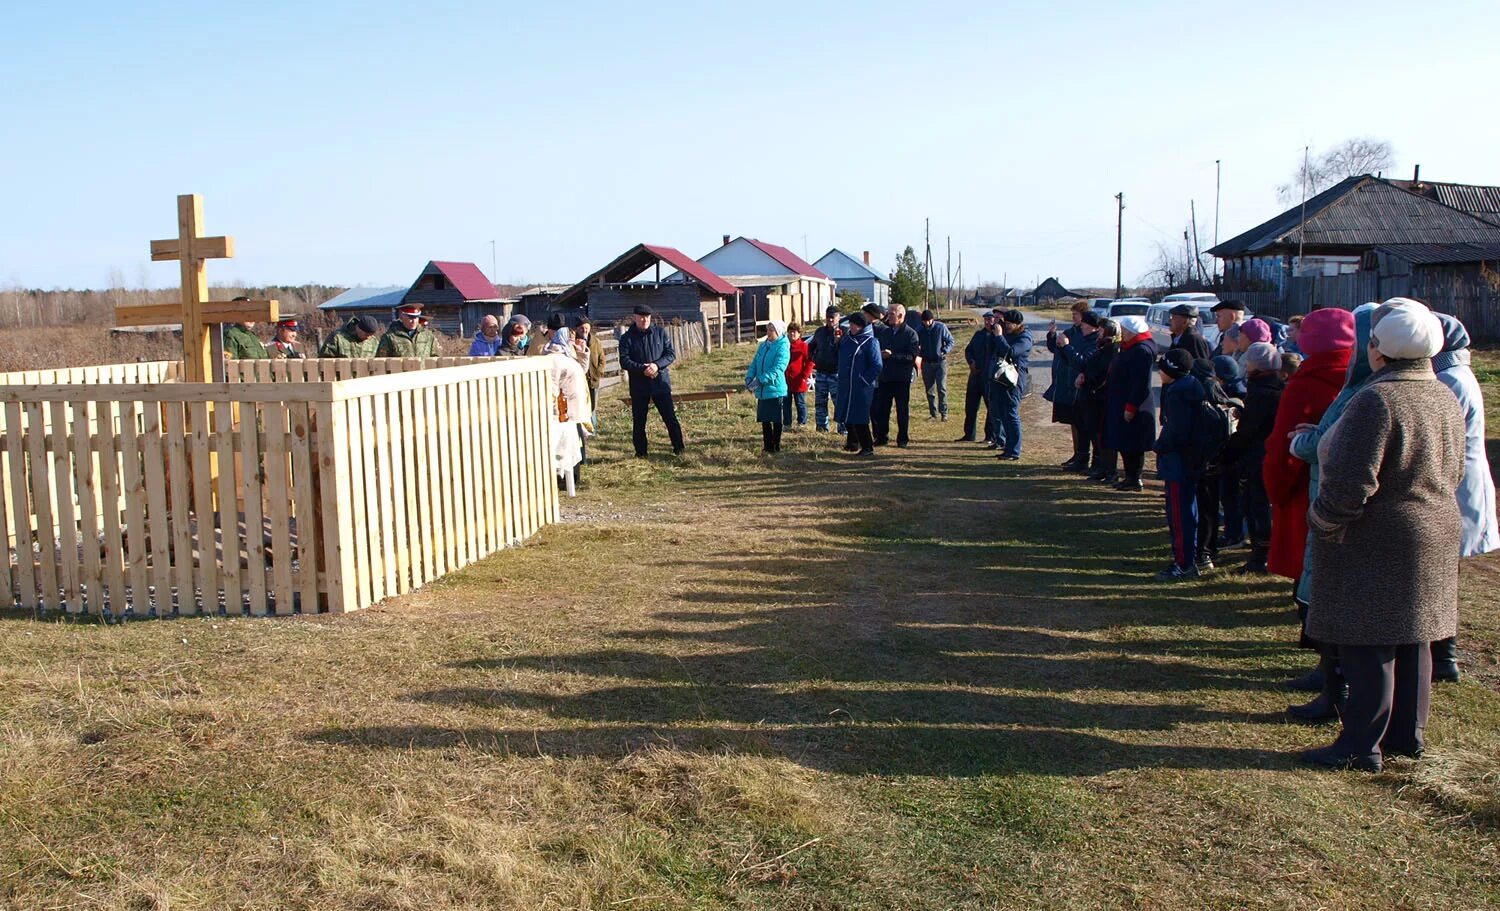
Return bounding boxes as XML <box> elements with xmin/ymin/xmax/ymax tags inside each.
<box><xmin>319</xmin><ymin>261</ymin><xmax>503</xmax><ymax>336</ymax></box>
<box><xmin>549</xmin><ymin>243</ymin><xmax>740</xmax><ymax>335</ymax></box>
<box><xmin>688</xmin><ymin>236</ymin><xmax>836</xmax><ymax>329</ymax></box>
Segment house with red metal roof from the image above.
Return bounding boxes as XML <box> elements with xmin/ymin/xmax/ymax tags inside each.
<box><xmin>550</xmin><ymin>243</ymin><xmax>743</xmax><ymax>338</ymax></box>
<box><xmin>321</xmin><ymin>261</ymin><xmax>503</xmax><ymax>336</ymax></box>
<box><xmin>689</xmin><ymin>236</ymin><xmax>837</xmax><ymax>329</ymax></box>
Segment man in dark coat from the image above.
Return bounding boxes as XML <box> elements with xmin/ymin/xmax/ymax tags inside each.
<box><xmin>1106</xmin><ymin>315</ymin><xmax>1158</xmax><ymax>490</ymax></box>
<box><xmin>957</xmin><ymin>311</ymin><xmax>995</xmax><ymax>442</ymax></box>
<box><xmin>617</xmin><ymin>305</ymin><xmax>685</xmax><ymax>458</ymax></box>
<box><xmin>871</xmin><ymin>304</ymin><xmax>921</xmax><ymax>447</ymax></box>
<box><xmin>918</xmin><ymin>309</ymin><xmax>955</xmax><ymax>421</ymax></box>
<box><xmin>1153</xmin><ymin>350</ymin><xmax>1206</xmax><ymax>580</ymax></box>
<box><xmin>807</xmin><ymin>305</ymin><xmax>842</xmax><ymax>433</ymax></box>
<box><xmin>1168</xmin><ymin>304</ymin><xmax>1213</xmax><ymax>362</ymax></box>
<box><xmin>835</xmin><ymin>312</ymin><xmax>884</xmax><ymax>457</ymax></box>
<box><xmin>1210</xmin><ymin>300</ymin><xmax>1247</xmax><ymax>358</ymax></box>
<box><xmin>1058</xmin><ymin>317</ymin><xmax>1119</xmax><ymax>482</ymax></box>
<box><xmin>1046</xmin><ymin>304</ymin><xmax>1095</xmax><ymax>469</ymax></box>
<box><xmin>987</xmin><ymin>309</ymin><xmax>1034</xmax><ymax>460</ymax></box>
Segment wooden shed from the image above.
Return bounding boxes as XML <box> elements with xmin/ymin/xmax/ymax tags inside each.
<box><xmin>550</xmin><ymin>244</ymin><xmax>741</xmax><ymax>338</ymax></box>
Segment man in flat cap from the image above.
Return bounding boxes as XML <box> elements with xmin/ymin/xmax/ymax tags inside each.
<box><xmin>1168</xmin><ymin>303</ymin><xmax>1212</xmax><ymax>362</ymax></box>
<box><xmin>618</xmin><ymin>305</ymin><xmax>685</xmax><ymax>457</ymax></box>
<box><xmin>1210</xmin><ymin>300</ymin><xmax>1247</xmax><ymax>358</ymax></box>
<box><xmin>378</xmin><ymin>302</ymin><xmax>441</xmax><ymax>357</ymax></box>
<box><xmin>318</xmin><ymin>315</ymin><xmax>382</xmax><ymax>358</ymax></box>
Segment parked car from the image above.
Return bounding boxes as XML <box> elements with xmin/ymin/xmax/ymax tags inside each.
<box><xmin>1099</xmin><ymin>298</ymin><xmax>1151</xmax><ymax>320</ymax></box>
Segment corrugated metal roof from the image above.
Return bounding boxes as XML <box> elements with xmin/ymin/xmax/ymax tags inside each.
<box><xmin>426</xmin><ymin>261</ymin><xmax>499</xmax><ymax>300</ymax></box>
<box><xmin>551</xmin><ymin>243</ymin><xmax>739</xmax><ymax>310</ymax></box>
<box><xmin>744</xmin><ymin>238</ymin><xmax>829</xmax><ymax>279</ymax></box>
<box><xmin>642</xmin><ymin>244</ymin><xmax>739</xmax><ymax>296</ymax></box>
<box><xmin>813</xmin><ymin>248</ymin><xmax>892</xmax><ymax>283</ymax></box>
<box><xmin>1390</xmin><ymin>180</ymin><xmax>1500</xmax><ymax>225</ymax></box>
<box><xmin>1374</xmin><ymin>243</ymin><xmax>1500</xmax><ymax>265</ymax></box>
<box><xmin>319</xmin><ymin>286</ymin><xmax>407</xmax><ymax>310</ymax></box>
<box><xmin>1210</xmin><ymin>176</ymin><xmax>1500</xmax><ymax>256</ymax></box>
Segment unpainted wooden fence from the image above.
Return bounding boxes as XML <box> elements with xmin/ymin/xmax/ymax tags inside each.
<box><xmin>0</xmin><ymin>356</ymin><xmax>557</xmax><ymax>617</ymax></box>
<box><xmin>1230</xmin><ymin>271</ymin><xmax>1500</xmax><ymax>341</ymax></box>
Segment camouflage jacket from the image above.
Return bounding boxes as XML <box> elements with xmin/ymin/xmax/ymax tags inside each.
<box><xmin>223</xmin><ymin>323</ymin><xmax>269</xmax><ymax>359</ymax></box>
<box><xmin>318</xmin><ymin>321</ymin><xmax>379</xmax><ymax>359</ymax></box>
<box><xmin>376</xmin><ymin>324</ymin><xmax>441</xmax><ymax>358</ymax></box>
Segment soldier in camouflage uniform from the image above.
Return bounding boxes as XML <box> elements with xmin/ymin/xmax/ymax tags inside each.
<box><xmin>318</xmin><ymin>315</ymin><xmax>382</xmax><ymax>358</ymax></box>
<box><xmin>377</xmin><ymin>303</ymin><xmax>441</xmax><ymax>357</ymax></box>
<box><xmin>223</xmin><ymin>322</ymin><xmax>269</xmax><ymax>359</ymax></box>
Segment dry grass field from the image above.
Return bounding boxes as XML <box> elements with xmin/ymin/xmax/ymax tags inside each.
<box><xmin>1</xmin><ymin>333</ymin><xmax>1498</xmax><ymax>909</ymax></box>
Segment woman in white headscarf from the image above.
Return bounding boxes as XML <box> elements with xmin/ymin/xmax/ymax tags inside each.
<box><xmin>1298</xmin><ymin>303</ymin><xmax>1465</xmax><ymax>772</ymax></box>
<box><xmin>1103</xmin><ymin>315</ymin><xmax>1158</xmax><ymax>491</ymax></box>
<box><xmin>543</xmin><ymin>329</ymin><xmax>593</xmax><ymax>493</ymax></box>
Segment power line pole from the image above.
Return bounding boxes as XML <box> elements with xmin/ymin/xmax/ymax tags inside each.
<box><xmin>945</xmin><ymin>235</ymin><xmax>952</xmax><ymax>308</ymax></box>
<box><xmin>490</xmin><ymin>240</ymin><xmax>497</xmax><ymax>284</ymax></box>
<box><xmin>1190</xmin><ymin>200</ymin><xmax>1206</xmax><ymax>283</ymax></box>
<box><xmin>924</xmin><ymin>218</ymin><xmax>935</xmax><ymax>307</ymax></box>
<box><xmin>1298</xmin><ymin>145</ymin><xmax>1310</xmax><ymax>263</ymax></box>
<box><xmin>1114</xmin><ymin>192</ymin><xmax>1125</xmax><ymax>298</ymax></box>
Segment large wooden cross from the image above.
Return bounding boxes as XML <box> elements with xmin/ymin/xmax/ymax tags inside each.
<box><xmin>115</xmin><ymin>194</ymin><xmax>278</xmax><ymax>382</ymax></box>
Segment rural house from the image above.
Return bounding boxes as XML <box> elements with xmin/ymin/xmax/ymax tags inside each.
<box><xmin>1211</xmin><ymin>174</ymin><xmax>1500</xmax><ymax>337</ymax></box>
<box><xmin>684</xmin><ymin>236</ymin><xmax>836</xmax><ymax>329</ymax></box>
<box><xmin>320</xmin><ymin>261</ymin><xmax>502</xmax><ymax>335</ymax></box>
<box><xmin>550</xmin><ymin>243</ymin><xmax>740</xmax><ymax>333</ymax></box>
<box><xmin>812</xmin><ymin>249</ymin><xmax>892</xmax><ymax>309</ymax></box>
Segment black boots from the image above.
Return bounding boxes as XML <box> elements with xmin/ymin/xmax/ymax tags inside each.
<box><xmin>1432</xmin><ymin>637</ymin><xmax>1460</xmax><ymax>683</ymax></box>
<box><xmin>1287</xmin><ymin>663</ymin><xmax>1325</xmax><ymax>692</ymax></box>
<box><xmin>1288</xmin><ymin>656</ymin><xmax>1346</xmax><ymax>723</ymax></box>
<box><xmin>1245</xmin><ymin>543</ymin><xmax>1269</xmax><ymax>574</ymax></box>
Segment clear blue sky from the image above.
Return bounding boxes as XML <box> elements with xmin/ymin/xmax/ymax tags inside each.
<box><xmin>3</xmin><ymin>0</ymin><xmax>1496</xmax><ymax>292</ymax></box>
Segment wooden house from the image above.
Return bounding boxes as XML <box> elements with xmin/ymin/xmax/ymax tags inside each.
<box><xmin>549</xmin><ymin>243</ymin><xmax>740</xmax><ymax>331</ymax></box>
<box><xmin>689</xmin><ymin>236</ymin><xmax>836</xmax><ymax>329</ymax></box>
<box><xmin>812</xmin><ymin>248</ymin><xmax>892</xmax><ymax>309</ymax></box>
<box><xmin>319</xmin><ymin>261</ymin><xmax>502</xmax><ymax>336</ymax></box>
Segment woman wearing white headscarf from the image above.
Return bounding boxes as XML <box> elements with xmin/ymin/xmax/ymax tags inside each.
<box><xmin>746</xmin><ymin>320</ymin><xmax>791</xmax><ymax>454</ymax></box>
<box><xmin>1298</xmin><ymin>303</ymin><xmax>1465</xmax><ymax>772</ymax></box>
<box><xmin>543</xmin><ymin>330</ymin><xmax>592</xmax><ymax>493</ymax></box>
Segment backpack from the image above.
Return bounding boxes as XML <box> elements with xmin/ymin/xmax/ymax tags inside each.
<box><xmin>1190</xmin><ymin>397</ymin><xmax>1237</xmax><ymax>465</ymax></box>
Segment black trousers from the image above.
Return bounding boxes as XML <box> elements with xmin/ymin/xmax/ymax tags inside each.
<box><xmin>846</xmin><ymin>423</ymin><xmax>874</xmax><ymax>451</ymax></box>
<box><xmin>1241</xmin><ymin>468</ymin><xmax>1272</xmax><ymax>547</ymax></box>
<box><xmin>1121</xmin><ymin>451</ymin><xmax>1146</xmax><ymax>482</ymax></box>
<box><xmin>631</xmin><ymin>389</ymin><xmax>684</xmax><ymax>456</ymax></box>
<box><xmin>1334</xmin><ymin>643</ymin><xmax>1431</xmax><ymax>760</ymax></box>
<box><xmin>961</xmin><ymin>370</ymin><xmax>987</xmax><ymax>440</ymax></box>
<box><xmin>871</xmin><ymin>381</ymin><xmax>911</xmax><ymax>445</ymax></box>
<box><xmin>1195</xmin><ymin>474</ymin><xmax>1220</xmax><ymax>562</ymax></box>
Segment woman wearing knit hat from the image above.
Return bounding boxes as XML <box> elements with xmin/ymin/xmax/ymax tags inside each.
<box><xmin>1218</xmin><ymin>342</ymin><xmax>1284</xmax><ymax>573</ymax></box>
<box><xmin>1299</xmin><ymin>302</ymin><xmax>1464</xmax><ymax>772</ymax></box>
<box><xmin>1152</xmin><ymin>349</ymin><xmax>1206</xmax><ymax>580</ymax></box>
<box><xmin>1104</xmin><ymin>315</ymin><xmax>1157</xmax><ymax>491</ymax></box>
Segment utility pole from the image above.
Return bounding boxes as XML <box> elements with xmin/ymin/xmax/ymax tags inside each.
<box><xmin>924</xmin><ymin>218</ymin><xmax>935</xmax><ymax>307</ymax></box>
<box><xmin>1214</xmin><ymin>159</ymin><xmax>1222</xmax><ymax>281</ymax></box>
<box><xmin>490</xmin><ymin>240</ymin><xmax>497</xmax><ymax>284</ymax></box>
<box><xmin>1298</xmin><ymin>145</ymin><xmax>1310</xmax><ymax>263</ymax></box>
<box><xmin>945</xmin><ymin>235</ymin><xmax>952</xmax><ymax>308</ymax></box>
<box><xmin>1190</xmin><ymin>200</ymin><xmax>1206</xmax><ymax>283</ymax></box>
<box><xmin>1184</xmin><ymin>230</ymin><xmax>1193</xmax><ymax>287</ymax></box>
<box><xmin>1115</xmin><ymin>192</ymin><xmax>1125</xmax><ymax>298</ymax></box>
<box><xmin>955</xmin><ymin>251</ymin><xmax>962</xmax><ymax>308</ymax></box>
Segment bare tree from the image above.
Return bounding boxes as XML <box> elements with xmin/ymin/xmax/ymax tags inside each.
<box><xmin>1277</xmin><ymin>137</ymin><xmax>1396</xmax><ymax>205</ymax></box>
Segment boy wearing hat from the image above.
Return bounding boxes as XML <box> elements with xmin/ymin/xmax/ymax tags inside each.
<box><xmin>378</xmin><ymin>303</ymin><xmax>441</xmax><ymax>357</ymax></box>
<box><xmin>318</xmin><ymin>315</ymin><xmax>382</xmax><ymax>358</ymax></box>
<box><xmin>267</xmin><ymin>317</ymin><xmax>305</xmax><ymax>359</ymax></box>
<box><xmin>1153</xmin><ymin>349</ymin><xmax>1206</xmax><ymax>580</ymax></box>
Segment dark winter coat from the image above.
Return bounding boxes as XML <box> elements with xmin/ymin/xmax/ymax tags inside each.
<box><xmin>1105</xmin><ymin>335</ymin><xmax>1157</xmax><ymax>454</ymax></box>
<box><xmin>1063</xmin><ymin>337</ymin><xmax>1116</xmax><ymax>405</ymax></box>
<box><xmin>988</xmin><ymin>326</ymin><xmax>1034</xmax><ymax>395</ymax></box>
<box><xmin>809</xmin><ymin>324</ymin><xmax>841</xmax><ymax>375</ymax></box>
<box><xmin>1153</xmin><ymin>374</ymin><xmax>1205</xmax><ymax>482</ymax></box>
<box><xmin>1170</xmin><ymin>330</ymin><xmax>1212</xmax><ymax>363</ymax></box>
<box><xmin>618</xmin><ymin>324</ymin><xmax>677</xmax><ymax>395</ymax></box>
<box><xmin>1219</xmin><ymin>371</ymin><xmax>1284</xmax><ymax>477</ymax></box>
<box><xmin>1046</xmin><ymin>325</ymin><xmax>1093</xmax><ymax>406</ymax></box>
<box><xmin>965</xmin><ymin>329</ymin><xmax>992</xmax><ymax>376</ymax></box>
<box><xmin>1305</xmin><ymin>360</ymin><xmax>1466</xmax><ymax>646</ymax></box>
<box><xmin>876</xmin><ymin>322</ymin><xmax>921</xmax><ymax>384</ymax></box>
<box><xmin>835</xmin><ymin>324</ymin><xmax>883</xmax><ymax>425</ymax></box>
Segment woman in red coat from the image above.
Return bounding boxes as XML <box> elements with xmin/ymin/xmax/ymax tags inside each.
<box><xmin>1263</xmin><ymin>308</ymin><xmax>1355</xmax><ymax>582</ymax></box>
<box><xmin>782</xmin><ymin>323</ymin><xmax>815</xmax><ymax>427</ymax></box>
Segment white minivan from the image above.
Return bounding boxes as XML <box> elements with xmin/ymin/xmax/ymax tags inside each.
<box><xmin>1150</xmin><ymin>293</ymin><xmax>1241</xmax><ymax>349</ymax></box>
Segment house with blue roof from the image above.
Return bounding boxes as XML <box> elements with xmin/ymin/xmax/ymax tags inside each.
<box><xmin>812</xmin><ymin>249</ymin><xmax>891</xmax><ymax>309</ymax></box>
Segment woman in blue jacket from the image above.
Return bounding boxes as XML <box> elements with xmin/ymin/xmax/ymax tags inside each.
<box><xmin>746</xmin><ymin>320</ymin><xmax>791</xmax><ymax>453</ymax></box>
<box><xmin>1105</xmin><ymin>315</ymin><xmax>1158</xmax><ymax>490</ymax></box>
<box><xmin>835</xmin><ymin>312</ymin><xmax>884</xmax><ymax>457</ymax></box>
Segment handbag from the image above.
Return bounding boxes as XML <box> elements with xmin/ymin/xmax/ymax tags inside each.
<box><xmin>992</xmin><ymin>357</ymin><xmax>1019</xmax><ymax>389</ymax></box>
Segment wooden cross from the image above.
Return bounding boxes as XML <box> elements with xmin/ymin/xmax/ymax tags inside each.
<box><xmin>115</xmin><ymin>194</ymin><xmax>278</xmax><ymax>382</ymax></box>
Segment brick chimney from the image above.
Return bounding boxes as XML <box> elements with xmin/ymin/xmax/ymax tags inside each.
<box><xmin>863</xmin><ymin>251</ymin><xmax>871</xmax><ymax>265</ymax></box>
<box><xmin>722</xmin><ymin>235</ymin><xmax>731</xmax><ymax>247</ymax></box>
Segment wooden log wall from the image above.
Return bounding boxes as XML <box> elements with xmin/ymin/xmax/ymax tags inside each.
<box><xmin>0</xmin><ymin>358</ymin><xmax>557</xmax><ymax>616</ymax></box>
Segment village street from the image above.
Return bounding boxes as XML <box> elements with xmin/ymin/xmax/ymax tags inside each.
<box><xmin>3</xmin><ymin>334</ymin><xmax>1497</xmax><ymax>909</ymax></box>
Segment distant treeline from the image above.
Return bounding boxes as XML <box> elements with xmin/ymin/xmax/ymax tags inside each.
<box><xmin>0</xmin><ymin>285</ymin><xmax>349</xmax><ymax>329</ymax></box>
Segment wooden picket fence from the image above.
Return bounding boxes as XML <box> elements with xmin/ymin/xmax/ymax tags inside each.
<box><xmin>0</xmin><ymin>356</ymin><xmax>557</xmax><ymax>617</ymax></box>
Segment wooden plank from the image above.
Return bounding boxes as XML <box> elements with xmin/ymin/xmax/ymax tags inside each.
<box><xmin>140</xmin><ymin>404</ymin><xmax>174</xmax><ymax>615</ymax></box>
<box><xmin>345</xmin><ymin>398</ymin><xmax>374</xmax><ymax>608</ymax></box>
<box><xmin>164</xmin><ymin>405</ymin><xmax>195</xmax><ymax>615</ymax></box>
<box><xmin>372</xmin><ymin>392</ymin><xmax>398</xmax><ymax>597</ymax></box>
<box><xmin>215</xmin><ymin>398</ymin><xmax>243</xmax><ymax>615</ymax></box>
<box><xmin>265</xmin><ymin>403</ymin><xmax>295</xmax><ymax>616</ymax></box>
<box><xmin>93</xmin><ymin>401</ymin><xmax>126</xmax><ymax>613</ymax></box>
<box><xmin>399</xmin><ymin>387</ymin><xmax>424</xmax><ymax>589</ymax></box>
<box><xmin>475</xmin><ymin>376</ymin><xmax>497</xmax><ymax>556</ymax></box>
<box><xmin>354</xmin><ymin>396</ymin><xmax>385</xmax><ymax>605</ymax></box>
<box><xmin>458</xmin><ymin>380</ymin><xmax>477</xmax><ymax>566</ymax></box>
<box><xmin>240</xmin><ymin>403</ymin><xmax>268</xmax><ymax>616</ymax></box>
<box><xmin>496</xmin><ymin>374</ymin><xmax>517</xmax><ymax>547</ymax></box>
<box><xmin>290</xmin><ymin>402</ymin><xmax>319</xmax><ymax>614</ymax></box>
<box><xmin>0</xmin><ymin>408</ymin><xmax>13</xmax><ymax>606</ymax></box>
<box><xmin>26</xmin><ymin>403</ymin><xmax>60</xmax><ymax>612</ymax></box>
<box><xmin>188</xmin><ymin>402</ymin><xmax>218</xmax><ymax>614</ymax></box>
<box><xmin>0</xmin><ymin>382</ymin><xmax>334</xmax><ymax>405</ymax></box>
<box><xmin>48</xmin><ymin>401</ymin><xmax>81</xmax><ymax>612</ymax></box>
<box><xmin>441</xmin><ymin>381</ymin><xmax>463</xmax><ymax>570</ymax></box>
<box><xmin>117</xmin><ymin>401</ymin><xmax>149</xmax><ymax>614</ymax></box>
<box><xmin>313</xmin><ymin>400</ymin><xmax>354</xmax><ymax>612</ymax></box>
<box><xmin>382</xmin><ymin>388</ymin><xmax>411</xmax><ymax>595</ymax></box>
<box><xmin>423</xmin><ymin>385</ymin><xmax>447</xmax><ymax>578</ymax></box>
<box><xmin>5</xmin><ymin>403</ymin><xmax>36</xmax><ymax>608</ymax></box>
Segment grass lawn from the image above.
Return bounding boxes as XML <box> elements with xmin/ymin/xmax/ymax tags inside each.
<box><xmin>2</xmin><ymin>339</ymin><xmax>1499</xmax><ymax>909</ymax></box>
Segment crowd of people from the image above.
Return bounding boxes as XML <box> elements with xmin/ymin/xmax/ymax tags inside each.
<box><xmin>1038</xmin><ymin>296</ymin><xmax>1496</xmax><ymax>773</ymax></box>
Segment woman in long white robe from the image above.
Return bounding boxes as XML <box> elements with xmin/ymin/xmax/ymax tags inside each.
<box><xmin>544</xmin><ymin>331</ymin><xmax>592</xmax><ymax>490</ymax></box>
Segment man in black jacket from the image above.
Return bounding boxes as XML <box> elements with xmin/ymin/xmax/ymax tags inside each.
<box><xmin>871</xmin><ymin>303</ymin><xmax>921</xmax><ymax>446</ymax></box>
<box><xmin>957</xmin><ymin>311</ymin><xmax>995</xmax><ymax>441</ymax></box>
<box><xmin>617</xmin><ymin>305</ymin><xmax>685</xmax><ymax>457</ymax></box>
<box><xmin>807</xmin><ymin>305</ymin><xmax>842</xmax><ymax>432</ymax></box>
<box><xmin>1168</xmin><ymin>304</ymin><xmax>1213</xmax><ymax>361</ymax></box>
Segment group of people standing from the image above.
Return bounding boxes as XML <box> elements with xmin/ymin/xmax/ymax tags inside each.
<box><xmin>1044</xmin><ymin>296</ymin><xmax>1496</xmax><ymax>774</ymax></box>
